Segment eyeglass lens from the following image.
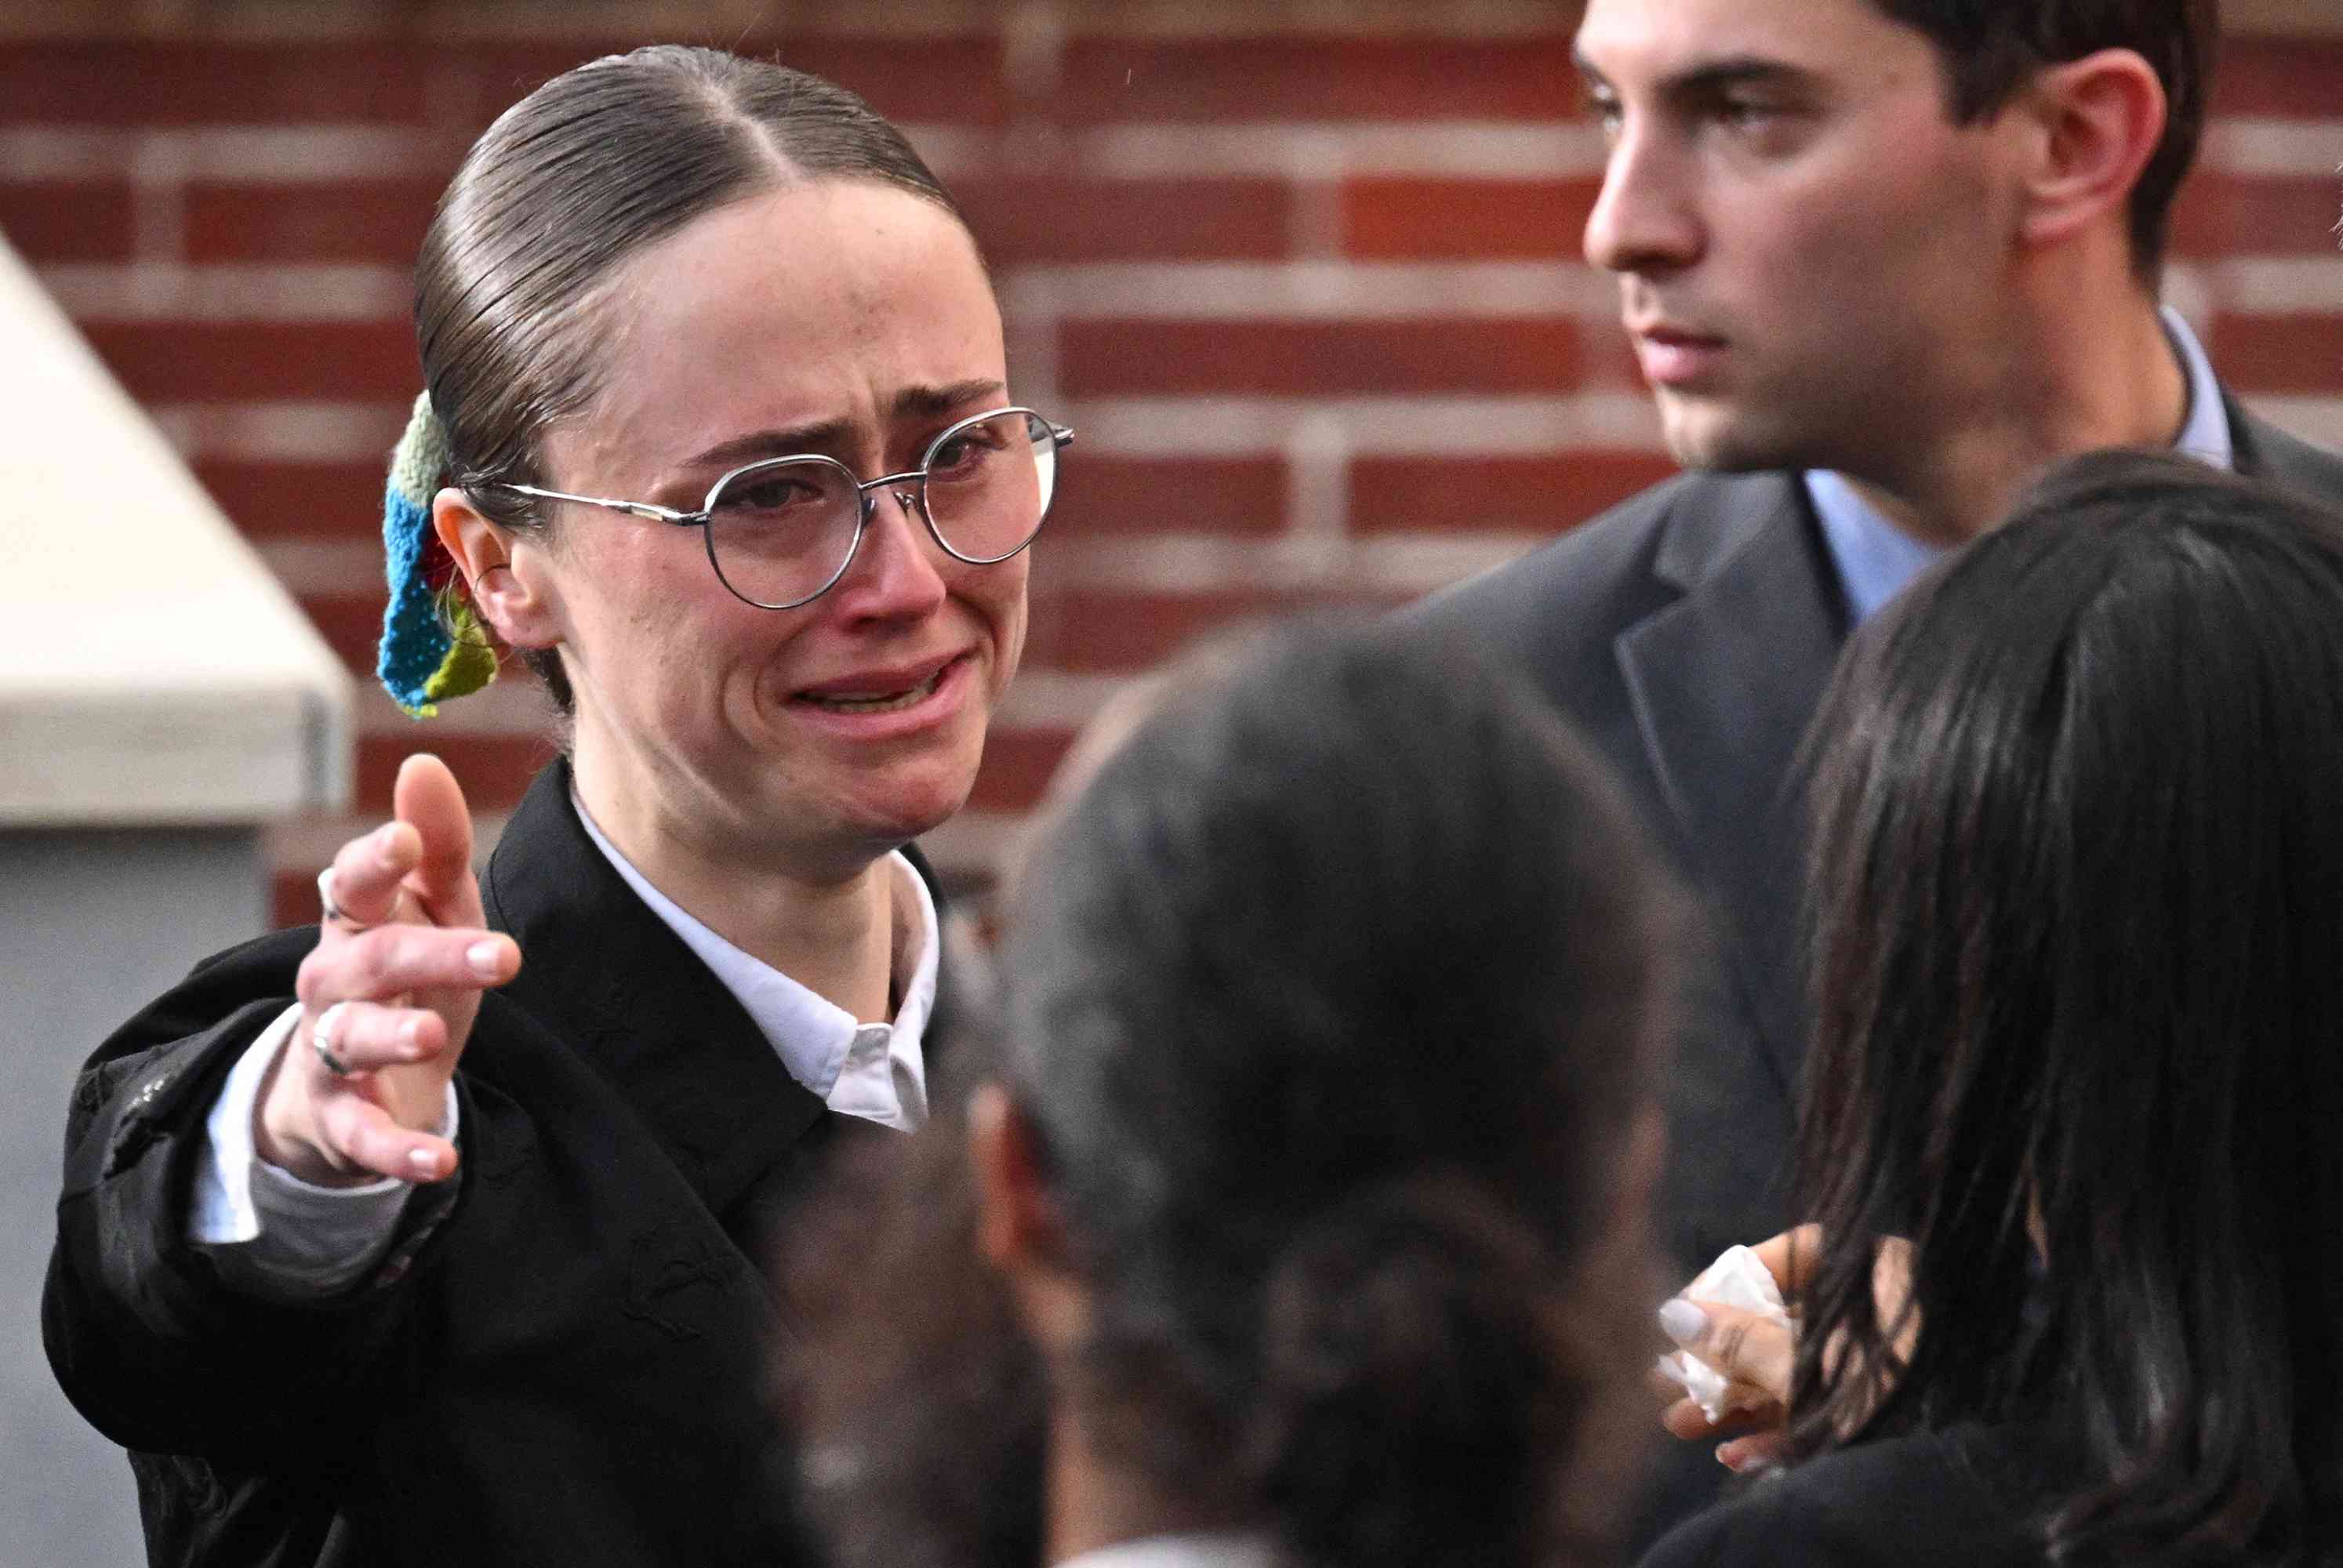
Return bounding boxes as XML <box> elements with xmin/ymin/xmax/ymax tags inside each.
<box><xmin>702</xmin><ymin>409</ymin><xmax>1059</xmax><ymax>609</ymax></box>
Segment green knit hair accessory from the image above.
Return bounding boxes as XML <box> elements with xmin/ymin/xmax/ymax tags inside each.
<box><xmin>377</xmin><ymin>392</ymin><xmax>498</xmax><ymax>717</ymax></box>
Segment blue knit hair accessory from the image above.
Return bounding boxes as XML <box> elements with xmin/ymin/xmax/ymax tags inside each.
<box><xmin>378</xmin><ymin>391</ymin><xmax>497</xmax><ymax>717</ymax></box>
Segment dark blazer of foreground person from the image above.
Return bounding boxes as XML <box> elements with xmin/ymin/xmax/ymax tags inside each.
<box><xmin>1639</xmin><ymin>1425</ymin><xmax>2054</xmax><ymax>1568</ymax></box>
<box><xmin>1415</xmin><ymin>402</ymin><xmax>2343</xmax><ymax>1282</ymax></box>
<box><xmin>45</xmin><ymin>761</ymin><xmax>926</xmax><ymax>1565</ymax></box>
<box><xmin>1644</xmin><ymin>453</ymin><xmax>2343</xmax><ymax>1567</ymax></box>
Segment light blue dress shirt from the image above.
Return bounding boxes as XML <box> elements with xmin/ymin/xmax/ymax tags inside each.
<box><xmin>1807</xmin><ymin>306</ymin><xmax>2235</xmax><ymax>626</ymax></box>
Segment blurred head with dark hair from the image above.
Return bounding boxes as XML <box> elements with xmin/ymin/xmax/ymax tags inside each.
<box><xmin>1794</xmin><ymin>451</ymin><xmax>2343</xmax><ymax>1561</ymax></box>
<box><xmin>786</xmin><ymin>623</ymin><xmax>1677</xmax><ymax>1568</ymax></box>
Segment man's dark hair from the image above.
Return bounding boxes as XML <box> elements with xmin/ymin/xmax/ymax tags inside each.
<box><xmin>1795</xmin><ymin>451</ymin><xmax>2343</xmax><ymax>1561</ymax></box>
<box><xmin>1874</xmin><ymin>0</ymin><xmax>2219</xmax><ymax>278</ymax></box>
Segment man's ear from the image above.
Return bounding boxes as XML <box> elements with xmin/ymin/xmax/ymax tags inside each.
<box><xmin>2011</xmin><ymin>48</ymin><xmax>2167</xmax><ymax>256</ymax></box>
<box><xmin>969</xmin><ymin>1083</ymin><xmax>1090</xmax><ymax>1345</ymax></box>
<box><xmin>434</xmin><ymin>487</ymin><xmax>562</xmax><ymax>651</ymax></box>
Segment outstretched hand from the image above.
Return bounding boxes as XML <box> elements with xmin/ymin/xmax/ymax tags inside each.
<box><xmin>256</xmin><ymin>754</ymin><xmax>519</xmax><ymax>1185</ymax></box>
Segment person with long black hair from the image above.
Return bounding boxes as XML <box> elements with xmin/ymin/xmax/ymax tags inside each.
<box><xmin>786</xmin><ymin>626</ymin><xmax>1679</xmax><ymax>1568</ymax></box>
<box><xmin>1645</xmin><ymin>451</ymin><xmax>2343</xmax><ymax>1566</ymax></box>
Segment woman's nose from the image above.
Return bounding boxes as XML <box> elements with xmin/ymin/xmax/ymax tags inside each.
<box><xmin>829</xmin><ymin>487</ymin><xmax>948</xmax><ymax>625</ymax></box>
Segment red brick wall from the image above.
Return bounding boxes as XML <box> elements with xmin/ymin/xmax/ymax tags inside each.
<box><xmin>5</xmin><ymin>3</ymin><xmax>2339</xmax><ymax>920</ymax></box>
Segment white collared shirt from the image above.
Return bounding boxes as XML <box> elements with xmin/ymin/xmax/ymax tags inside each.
<box><xmin>189</xmin><ymin>806</ymin><xmax>938</xmax><ymax>1287</ymax></box>
<box><xmin>572</xmin><ymin>794</ymin><xmax>935</xmax><ymax>1131</ymax></box>
<box><xmin>1055</xmin><ymin>1534</ymin><xmax>1276</xmax><ymax>1568</ymax></box>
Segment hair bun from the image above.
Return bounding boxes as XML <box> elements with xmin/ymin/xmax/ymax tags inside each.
<box><xmin>1243</xmin><ymin>1174</ymin><xmax>1581</xmax><ymax>1568</ymax></box>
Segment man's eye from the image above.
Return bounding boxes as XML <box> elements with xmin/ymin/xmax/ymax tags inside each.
<box><xmin>1586</xmin><ymin>93</ymin><xmax>1623</xmax><ymax>136</ymax></box>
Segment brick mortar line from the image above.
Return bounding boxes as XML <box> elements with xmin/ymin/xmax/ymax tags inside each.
<box><xmin>266</xmin><ymin>807</ymin><xmax>1026</xmax><ymax>888</ymax></box>
<box><xmin>1</xmin><ymin>116</ymin><xmax>2327</xmax><ymax>186</ymax></box>
<box><xmin>6</xmin><ymin>2</ymin><xmax>2341</xmax><ymax>41</ymax></box>
<box><xmin>41</xmin><ymin>262</ymin><xmax>2332</xmax><ymax>339</ymax></box>
<box><xmin>0</xmin><ymin>1</ymin><xmax>1582</xmax><ymax>43</ymax></box>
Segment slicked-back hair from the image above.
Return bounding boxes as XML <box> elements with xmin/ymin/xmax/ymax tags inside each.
<box><xmin>1872</xmin><ymin>0</ymin><xmax>2218</xmax><ymax>280</ymax></box>
<box><xmin>412</xmin><ymin>45</ymin><xmax>966</xmax><ymax>712</ymax></box>
<box><xmin>1796</xmin><ymin>451</ymin><xmax>2343</xmax><ymax>1563</ymax></box>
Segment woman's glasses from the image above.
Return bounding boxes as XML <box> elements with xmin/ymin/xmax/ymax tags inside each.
<box><xmin>499</xmin><ymin>406</ymin><xmax>1072</xmax><ymax>610</ymax></box>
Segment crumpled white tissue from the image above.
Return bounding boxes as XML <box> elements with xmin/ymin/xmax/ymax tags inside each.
<box><xmin>1658</xmin><ymin>1243</ymin><xmax>1792</xmax><ymax>1423</ymax></box>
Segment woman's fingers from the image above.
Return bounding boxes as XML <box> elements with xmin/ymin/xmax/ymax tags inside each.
<box><xmin>313</xmin><ymin>1089</ymin><xmax>460</xmax><ymax>1184</ymax></box>
<box><xmin>321</xmin><ymin>819</ymin><xmax>423</xmax><ymax>933</ymax></box>
<box><xmin>1661</xmin><ymin>1392</ymin><xmax>1718</xmax><ymax>1440</ymax></box>
<box><xmin>314</xmin><ymin>755</ymin><xmax>479</xmax><ymax>939</ymax></box>
<box><xmin>1716</xmin><ymin>1428</ymin><xmax>1796</xmax><ymax>1475</ymax></box>
<box><xmin>260</xmin><ymin>762</ymin><xmax>503</xmax><ymax>1187</ymax></box>
<box><xmin>1750</xmin><ymin>1222</ymin><xmax>1825</xmax><ymax>1296</ymax></box>
<box><xmin>392</xmin><ymin>753</ymin><xmax>481</xmax><ymax>926</ymax></box>
<box><xmin>296</xmin><ymin>925</ymin><xmax>519</xmax><ymax>1012</ymax></box>
<box><xmin>1655</xmin><ymin>1347</ymin><xmax>1785</xmax><ymax>1440</ymax></box>
<box><xmin>1660</xmin><ymin>1296</ymin><xmax>1797</xmax><ymax>1407</ymax></box>
<box><xmin>1659</xmin><ymin>1389</ymin><xmax>1783</xmax><ymax>1443</ymax></box>
<box><xmin>308</xmin><ymin>1000</ymin><xmax>449</xmax><ymax>1076</ymax></box>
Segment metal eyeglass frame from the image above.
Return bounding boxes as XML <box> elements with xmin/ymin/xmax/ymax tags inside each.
<box><xmin>496</xmin><ymin>405</ymin><xmax>1073</xmax><ymax>611</ymax></box>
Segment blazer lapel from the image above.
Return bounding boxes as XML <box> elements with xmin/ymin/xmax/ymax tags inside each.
<box><xmin>1615</xmin><ymin>474</ymin><xmax>1846</xmax><ymax>1094</ymax></box>
<box><xmin>2226</xmin><ymin>391</ymin><xmax>2343</xmax><ymax>499</ymax></box>
<box><xmin>482</xmin><ymin>762</ymin><xmax>829</xmax><ymax>1229</ymax></box>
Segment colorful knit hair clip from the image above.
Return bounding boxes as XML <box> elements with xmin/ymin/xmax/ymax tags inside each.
<box><xmin>378</xmin><ymin>391</ymin><xmax>499</xmax><ymax>717</ymax></box>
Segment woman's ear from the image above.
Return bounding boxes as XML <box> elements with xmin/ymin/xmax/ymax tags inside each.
<box><xmin>969</xmin><ymin>1083</ymin><xmax>1090</xmax><ymax>1346</ymax></box>
<box><xmin>434</xmin><ymin>487</ymin><xmax>562</xmax><ymax>651</ymax></box>
<box><xmin>2010</xmin><ymin>47</ymin><xmax>2167</xmax><ymax>257</ymax></box>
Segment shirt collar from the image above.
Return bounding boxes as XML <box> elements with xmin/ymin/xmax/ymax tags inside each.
<box><xmin>1808</xmin><ymin>305</ymin><xmax>2234</xmax><ymax>626</ymax></box>
<box><xmin>2164</xmin><ymin>303</ymin><xmax>2233</xmax><ymax>467</ymax></box>
<box><xmin>569</xmin><ymin>791</ymin><xmax>939</xmax><ymax>1102</ymax></box>
<box><xmin>1053</xmin><ymin>1534</ymin><xmax>1277</xmax><ymax>1568</ymax></box>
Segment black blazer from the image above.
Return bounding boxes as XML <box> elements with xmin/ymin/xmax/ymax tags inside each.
<box><xmin>1411</xmin><ymin>401</ymin><xmax>2343</xmax><ymax>1541</ymax></box>
<box><xmin>1636</xmin><ymin>1425</ymin><xmax>2058</xmax><ymax>1568</ymax></box>
<box><xmin>44</xmin><ymin>760</ymin><xmax>936</xmax><ymax>1567</ymax></box>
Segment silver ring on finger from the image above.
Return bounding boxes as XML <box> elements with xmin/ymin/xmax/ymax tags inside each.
<box><xmin>311</xmin><ymin>1001</ymin><xmax>356</xmax><ymax>1077</ymax></box>
<box><xmin>316</xmin><ymin>866</ymin><xmax>376</xmax><ymax>934</ymax></box>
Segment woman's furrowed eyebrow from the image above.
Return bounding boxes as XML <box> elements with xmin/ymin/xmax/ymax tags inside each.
<box><xmin>669</xmin><ymin>379</ymin><xmax>1011</xmax><ymax>478</ymax></box>
<box><xmin>676</xmin><ymin>419</ymin><xmax>856</xmax><ymax>476</ymax></box>
<box><xmin>895</xmin><ymin>377</ymin><xmax>1008</xmax><ymax>421</ymax></box>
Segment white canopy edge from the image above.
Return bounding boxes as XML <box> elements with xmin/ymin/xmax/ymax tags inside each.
<box><xmin>0</xmin><ymin>230</ymin><xmax>351</xmax><ymax>826</ymax></box>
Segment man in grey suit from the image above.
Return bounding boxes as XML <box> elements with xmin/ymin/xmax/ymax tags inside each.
<box><xmin>1417</xmin><ymin>0</ymin><xmax>2343</xmax><ymax>1435</ymax></box>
